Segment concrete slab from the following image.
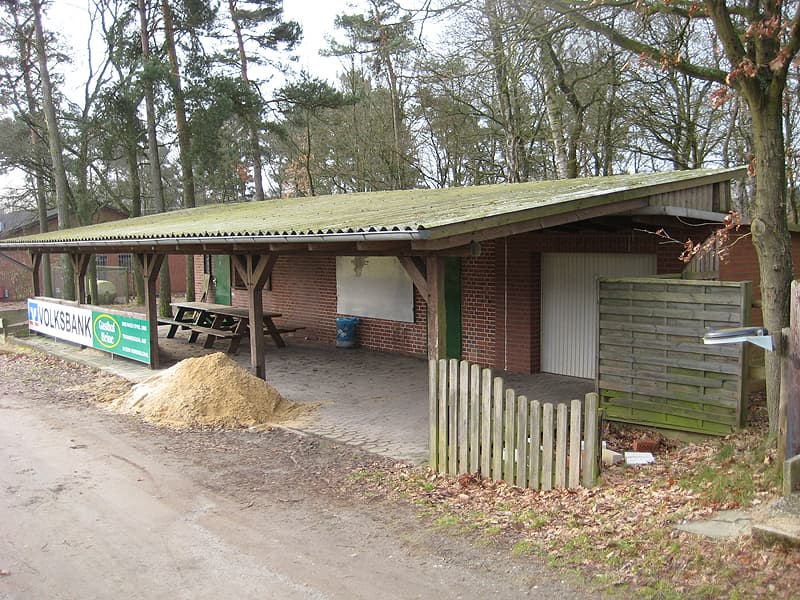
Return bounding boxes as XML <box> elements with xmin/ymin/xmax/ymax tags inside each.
<box><xmin>8</xmin><ymin>330</ymin><xmax>594</xmax><ymax>466</ymax></box>
<box><xmin>675</xmin><ymin>495</ymin><xmax>800</xmax><ymax>546</ymax></box>
<box><xmin>676</xmin><ymin>510</ymin><xmax>754</xmax><ymax>539</ymax></box>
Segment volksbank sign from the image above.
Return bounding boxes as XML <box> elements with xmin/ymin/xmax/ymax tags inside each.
<box><xmin>28</xmin><ymin>298</ymin><xmax>150</xmax><ymax>364</ymax></box>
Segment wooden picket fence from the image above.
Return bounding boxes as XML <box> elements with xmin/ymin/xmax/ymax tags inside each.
<box><xmin>429</xmin><ymin>359</ymin><xmax>601</xmax><ymax>489</ymax></box>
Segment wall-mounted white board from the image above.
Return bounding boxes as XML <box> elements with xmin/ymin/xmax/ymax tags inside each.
<box><xmin>336</xmin><ymin>256</ymin><xmax>414</xmax><ymax>322</ymax></box>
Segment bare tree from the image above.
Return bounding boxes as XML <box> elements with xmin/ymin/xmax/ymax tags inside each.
<box><xmin>546</xmin><ymin>0</ymin><xmax>797</xmax><ymax>434</ymax></box>
<box><xmin>31</xmin><ymin>0</ymin><xmax>73</xmax><ymax>298</ymax></box>
<box><xmin>137</xmin><ymin>0</ymin><xmax>170</xmax><ymax>316</ymax></box>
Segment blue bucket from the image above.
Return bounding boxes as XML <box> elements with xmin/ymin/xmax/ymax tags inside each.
<box><xmin>336</xmin><ymin>316</ymin><xmax>360</xmax><ymax>348</ymax></box>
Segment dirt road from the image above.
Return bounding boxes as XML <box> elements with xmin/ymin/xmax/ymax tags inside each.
<box><xmin>0</xmin><ymin>352</ymin><xmax>589</xmax><ymax>599</ymax></box>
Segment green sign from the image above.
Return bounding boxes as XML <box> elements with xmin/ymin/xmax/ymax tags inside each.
<box><xmin>91</xmin><ymin>311</ymin><xmax>150</xmax><ymax>364</ymax></box>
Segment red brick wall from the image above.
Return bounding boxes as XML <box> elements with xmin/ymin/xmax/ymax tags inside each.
<box><xmin>491</xmin><ymin>228</ymin><xmax>692</xmax><ymax>373</ymax></box>
<box><xmin>462</xmin><ymin>242</ymin><xmax>497</xmax><ymax>367</ymax></box>
<box><xmin>196</xmin><ymin>254</ymin><xmax>429</xmax><ymax>356</ymax></box>
<box><xmin>718</xmin><ymin>228</ymin><xmax>800</xmax><ymax>326</ymax></box>
<box><xmin>0</xmin><ymin>250</ymin><xmax>34</xmax><ymax>301</ymax></box>
<box><xmin>719</xmin><ymin>229</ymin><xmax>762</xmax><ymax>324</ymax></box>
<box><xmin>187</xmin><ymin>224</ymin><xmax>743</xmax><ymax>373</ymax></box>
<box><xmin>494</xmin><ymin>237</ymin><xmax>535</xmax><ymax>372</ymax></box>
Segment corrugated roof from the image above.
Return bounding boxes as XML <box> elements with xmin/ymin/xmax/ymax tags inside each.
<box><xmin>0</xmin><ymin>167</ymin><xmax>744</xmax><ymax>249</ymax></box>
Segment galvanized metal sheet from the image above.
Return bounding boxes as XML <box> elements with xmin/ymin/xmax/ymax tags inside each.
<box><xmin>541</xmin><ymin>253</ymin><xmax>657</xmax><ymax>379</ymax></box>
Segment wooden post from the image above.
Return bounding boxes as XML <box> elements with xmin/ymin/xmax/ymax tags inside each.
<box><xmin>529</xmin><ymin>400</ymin><xmax>541</xmax><ymax>490</ymax></box>
<box><xmin>426</xmin><ymin>255</ymin><xmax>447</xmax><ymax>361</ymax></box>
<box><xmin>30</xmin><ymin>252</ymin><xmax>42</xmax><ymax>297</ymax></box>
<box><xmin>232</xmin><ymin>254</ymin><xmax>276</xmax><ymax>380</ymax></box>
<box><xmin>447</xmin><ymin>358</ymin><xmax>458</xmax><ymax>476</ymax></box>
<box><xmin>503</xmin><ymin>389</ymin><xmax>516</xmax><ymax>483</ymax></box>
<box><xmin>555</xmin><ymin>403</ymin><xmax>568</xmax><ymax>488</ymax></box>
<box><xmin>491</xmin><ymin>376</ymin><xmax>504</xmax><ymax>480</ymax></box>
<box><xmin>468</xmin><ymin>363</ymin><xmax>481</xmax><ymax>474</ymax></box>
<box><xmin>69</xmin><ymin>253</ymin><xmax>91</xmax><ymax>304</ymax></box>
<box><xmin>437</xmin><ymin>358</ymin><xmax>448</xmax><ymax>470</ymax></box>
<box><xmin>582</xmin><ymin>393</ymin><xmax>600</xmax><ymax>487</ymax></box>
<box><xmin>428</xmin><ymin>359</ymin><xmax>438</xmax><ymax>469</ymax></box>
<box><xmin>779</xmin><ymin>280</ymin><xmax>800</xmax><ymax>467</ymax></box>
<box><xmin>134</xmin><ymin>252</ymin><xmax>165</xmax><ymax>370</ymax></box>
<box><xmin>541</xmin><ymin>403</ymin><xmax>554</xmax><ymax>491</ymax></box>
<box><xmin>516</xmin><ymin>396</ymin><xmax>528</xmax><ymax>488</ymax></box>
<box><xmin>568</xmin><ymin>399</ymin><xmax>582</xmax><ymax>489</ymax></box>
<box><xmin>480</xmin><ymin>368</ymin><xmax>492</xmax><ymax>477</ymax></box>
<box><xmin>780</xmin><ymin>328</ymin><xmax>790</xmax><ymax>466</ymax></box>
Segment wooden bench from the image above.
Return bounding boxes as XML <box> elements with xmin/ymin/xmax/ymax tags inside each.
<box><xmin>157</xmin><ymin>317</ymin><xmax>196</xmax><ymax>338</ymax></box>
<box><xmin>275</xmin><ymin>326</ymin><xmax>306</xmax><ymax>334</ymax></box>
<box><xmin>186</xmin><ymin>325</ymin><xmax>239</xmax><ymax>349</ymax></box>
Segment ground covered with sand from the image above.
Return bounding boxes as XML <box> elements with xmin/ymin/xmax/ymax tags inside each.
<box><xmin>109</xmin><ymin>352</ymin><xmax>314</xmax><ymax>429</ymax></box>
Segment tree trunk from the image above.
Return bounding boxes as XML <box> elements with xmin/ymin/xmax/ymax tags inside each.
<box><xmin>542</xmin><ymin>68</ymin><xmax>569</xmax><ymax>179</ymax></box>
<box><xmin>305</xmin><ymin>113</ymin><xmax>315</xmax><ymax>196</ymax></box>
<box><xmin>160</xmin><ymin>0</ymin><xmax>195</xmax><ymax>302</ymax></box>
<box><xmin>748</xmin><ymin>91</ymin><xmax>794</xmax><ymax>434</ymax></box>
<box><xmin>126</xmin><ymin>141</ymin><xmax>145</xmax><ymax>304</ymax></box>
<box><xmin>75</xmin><ymin>139</ymin><xmax>97</xmax><ymax>304</ymax></box>
<box><xmin>485</xmin><ymin>0</ymin><xmax>522</xmax><ymax>183</ymax></box>
<box><xmin>31</xmin><ymin>0</ymin><xmax>73</xmax><ymax>299</ymax></box>
<box><xmin>228</xmin><ymin>0</ymin><xmax>265</xmax><ymax>201</ymax></box>
<box><xmin>13</xmin><ymin>4</ymin><xmax>52</xmax><ymax>296</ymax></box>
<box><xmin>367</xmin><ymin>3</ymin><xmax>408</xmax><ymax>189</ymax></box>
<box><xmin>137</xmin><ymin>0</ymin><xmax>171</xmax><ymax>317</ymax></box>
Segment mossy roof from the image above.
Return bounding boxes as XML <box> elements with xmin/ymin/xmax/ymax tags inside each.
<box><xmin>0</xmin><ymin>167</ymin><xmax>744</xmax><ymax>250</ymax></box>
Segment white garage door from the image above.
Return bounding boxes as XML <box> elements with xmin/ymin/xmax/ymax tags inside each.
<box><xmin>541</xmin><ymin>253</ymin><xmax>657</xmax><ymax>379</ymax></box>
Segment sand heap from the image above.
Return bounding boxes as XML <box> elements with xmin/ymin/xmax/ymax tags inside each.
<box><xmin>111</xmin><ymin>352</ymin><xmax>307</xmax><ymax>428</ymax></box>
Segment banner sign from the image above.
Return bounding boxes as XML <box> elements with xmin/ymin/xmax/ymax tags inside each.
<box><xmin>91</xmin><ymin>311</ymin><xmax>150</xmax><ymax>364</ymax></box>
<box><xmin>28</xmin><ymin>298</ymin><xmax>151</xmax><ymax>364</ymax></box>
<box><xmin>27</xmin><ymin>298</ymin><xmax>93</xmax><ymax>346</ymax></box>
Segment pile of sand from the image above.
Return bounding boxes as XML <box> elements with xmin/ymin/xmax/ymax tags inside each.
<box><xmin>111</xmin><ymin>352</ymin><xmax>310</xmax><ymax>429</ymax></box>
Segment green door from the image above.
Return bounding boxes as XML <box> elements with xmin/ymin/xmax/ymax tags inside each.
<box><xmin>443</xmin><ymin>257</ymin><xmax>462</xmax><ymax>359</ymax></box>
<box><xmin>213</xmin><ymin>255</ymin><xmax>231</xmax><ymax>305</ymax></box>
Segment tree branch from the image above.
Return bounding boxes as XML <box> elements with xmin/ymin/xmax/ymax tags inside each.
<box><xmin>544</xmin><ymin>0</ymin><xmax>729</xmax><ymax>84</ymax></box>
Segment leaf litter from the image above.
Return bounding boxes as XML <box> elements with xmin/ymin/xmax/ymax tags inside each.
<box><xmin>345</xmin><ymin>392</ymin><xmax>800</xmax><ymax>599</ymax></box>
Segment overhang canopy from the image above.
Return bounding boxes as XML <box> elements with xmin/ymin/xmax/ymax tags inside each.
<box><xmin>0</xmin><ymin>167</ymin><xmax>745</xmax><ymax>255</ymax></box>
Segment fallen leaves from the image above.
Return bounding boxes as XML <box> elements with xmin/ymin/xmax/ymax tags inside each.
<box><xmin>348</xmin><ymin>393</ymin><xmax>799</xmax><ymax>599</ymax></box>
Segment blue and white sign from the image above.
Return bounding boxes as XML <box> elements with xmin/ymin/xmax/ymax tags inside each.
<box><xmin>28</xmin><ymin>298</ymin><xmax>93</xmax><ymax>346</ymax></box>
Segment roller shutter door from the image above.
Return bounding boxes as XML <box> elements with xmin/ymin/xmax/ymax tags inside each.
<box><xmin>541</xmin><ymin>253</ymin><xmax>657</xmax><ymax>379</ymax></box>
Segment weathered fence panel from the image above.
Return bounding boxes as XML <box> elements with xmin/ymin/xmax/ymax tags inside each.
<box><xmin>597</xmin><ymin>278</ymin><xmax>751</xmax><ymax>435</ymax></box>
<box><xmin>429</xmin><ymin>359</ymin><xmax>601</xmax><ymax>489</ymax></box>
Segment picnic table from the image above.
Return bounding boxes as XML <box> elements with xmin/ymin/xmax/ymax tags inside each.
<box><xmin>158</xmin><ymin>301</ymin><xmax>300</xmax><ymax>354</ymax></box>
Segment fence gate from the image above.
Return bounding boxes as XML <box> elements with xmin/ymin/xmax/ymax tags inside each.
<box><xmin>428</xmin><ymin>359</ymin><xmax>601</xmax><ymax>489</ymax></box>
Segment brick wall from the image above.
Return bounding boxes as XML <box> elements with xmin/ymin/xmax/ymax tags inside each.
<box><xmin>718</xmin><ymin>228</ymin><xmax>800</xmax><ymax>326</ymax></box>
<box><xmin>490</xmin><ymin>228</ymin><xmax>690</xmax><ymax>373</ymax></box>
<box><xmin>188</xmin><ymin>224</ymin><xmax>741</xmax><ymax>373</ymax></box>
<box><xmin>494</xmin><ymin>237</ymin><xmax>535</xmax><ymax>372</ymax></box>
<box><xmin>0</xmin><ymin>249</ymin><xmax>33</xmax><ymax>301</ymax></box>
<box><xmin>462</xmin><ymin>241</ymin><xmax>497</xmax><ymax>367</ymax></box>
<box><xmin>197</xmin><ymin>254</ymin><xmax>428</xmax><ymax>356</ymax></box>
<box><xmin>719</xmin><ymin>229</ymin><xmax>762</xmax><ymax>325</ymax></box>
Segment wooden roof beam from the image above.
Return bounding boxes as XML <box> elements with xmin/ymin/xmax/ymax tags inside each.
<box><xmin>411</xmin><ymin>198</ymin><xmax>650</xmax><ymax>251</ymax></box>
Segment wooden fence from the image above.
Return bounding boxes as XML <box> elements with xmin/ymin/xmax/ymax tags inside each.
<box><xmin>598</xmin><ymin>278</ymin><xmax>751</xmax><ymax>435</ymax></box>
<box><xmin>428</xmin><ymin>359</ymin><xmax>601</xmax><ymax>489</ymax></box>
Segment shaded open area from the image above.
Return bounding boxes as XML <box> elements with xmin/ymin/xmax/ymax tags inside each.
<box><xmin>11</xmin><ymin>327</ymin><xmax>594</xmax><ymax>464</ymax></box>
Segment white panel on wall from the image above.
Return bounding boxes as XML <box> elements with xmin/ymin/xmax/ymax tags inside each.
<box><xmin>336</xmin><ymin>256</ymin><xmax>414</xmax><ymax>322</ymax></box>
<box><xmin>541</xmin><ymin>253</ymin><xmax>657</xmax><ymax>379</ymax></box>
